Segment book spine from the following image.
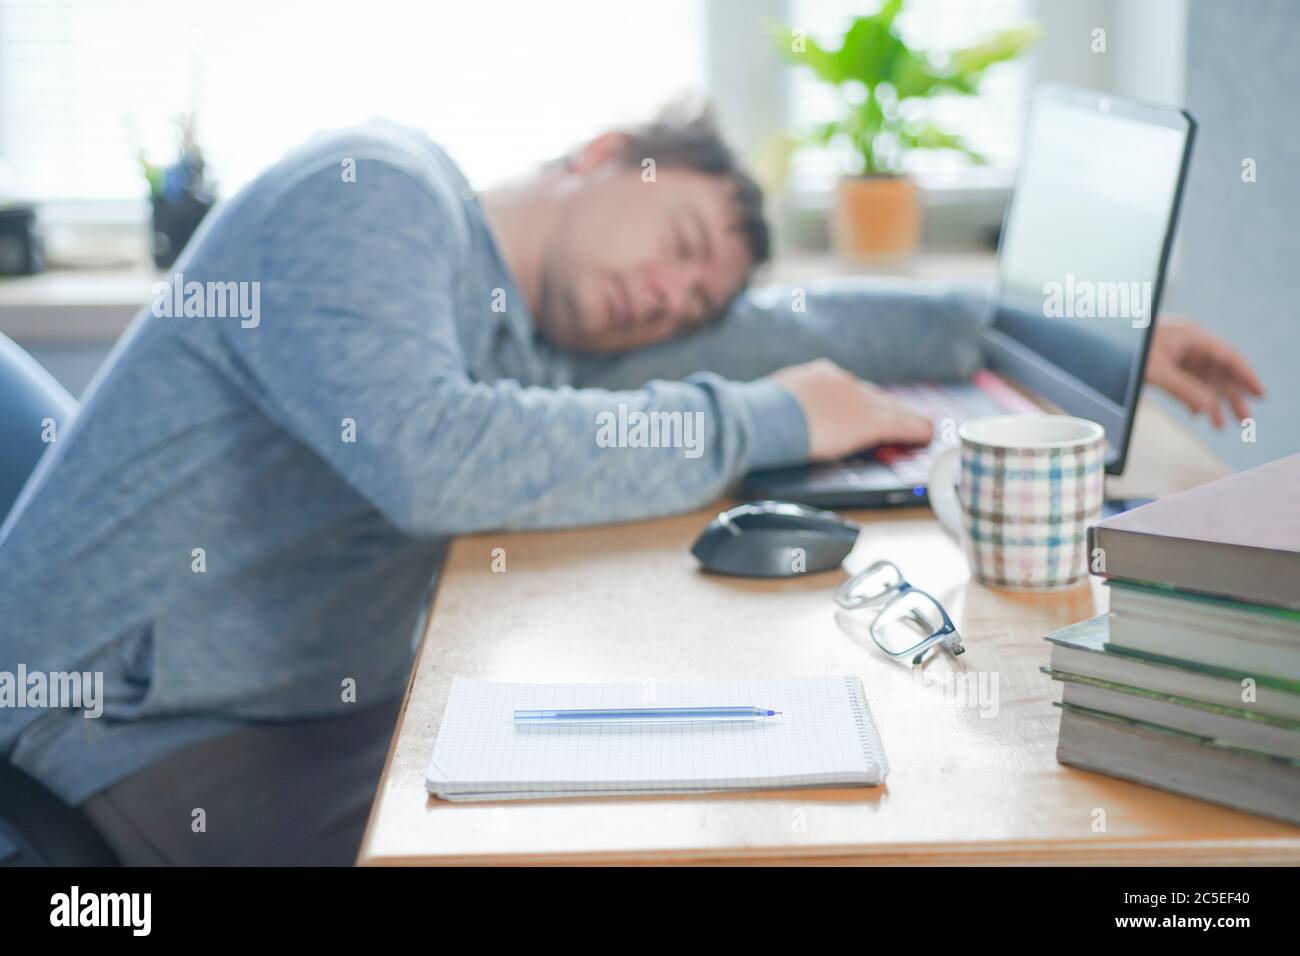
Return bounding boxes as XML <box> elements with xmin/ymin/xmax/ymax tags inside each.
<box><xmin>1092</xmin><ymin>527</ymin><xmax>1300</xmax><ymax>611</ymax></box>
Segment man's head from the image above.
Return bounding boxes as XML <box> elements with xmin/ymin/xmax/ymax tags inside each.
<box><xmin>502</xmin><ymin>100</ymin><xmax>769</xmax><ymax>353</ymax></box>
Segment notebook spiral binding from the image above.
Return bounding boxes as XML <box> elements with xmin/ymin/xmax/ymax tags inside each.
<box><xmin>844</xmin><ymin>675</ymin><xmax>890</xmax><ymax>779</ymax></box>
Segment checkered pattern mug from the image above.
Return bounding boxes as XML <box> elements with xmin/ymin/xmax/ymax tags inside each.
<box><xmin>928</xmin><ymin>415</ymin><xmax>1106</xmax><ymax>590</ymax></box>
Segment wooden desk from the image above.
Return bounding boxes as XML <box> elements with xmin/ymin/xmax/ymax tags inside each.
<box><xmin>359</xmin><ymin>399</ymin><xmax>1300</xmax><ymax>865</ymax></box>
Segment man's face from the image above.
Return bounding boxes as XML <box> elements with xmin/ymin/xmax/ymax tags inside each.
<box><xmin>534</xmin><ymin>136</ymin><xmax>755</xmax><ymax>353</ymax></box>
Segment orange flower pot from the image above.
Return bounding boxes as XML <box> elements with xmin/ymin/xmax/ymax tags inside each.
<box><xmin>831</xmin><ymin>175</ymin><xmax>922</xmax><ymax>263</ymax></box>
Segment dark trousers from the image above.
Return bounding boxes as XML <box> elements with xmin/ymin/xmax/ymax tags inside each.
<box><xmin>80</xmin><ymin>697</ymin><xmax>403</xmax><ymax>866</ymax></box>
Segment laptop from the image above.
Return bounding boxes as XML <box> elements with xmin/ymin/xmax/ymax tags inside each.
<box><xmin>744</xmin><ymin>85</ymin><xmax>1196</xmax><ymax>509</ymax></box>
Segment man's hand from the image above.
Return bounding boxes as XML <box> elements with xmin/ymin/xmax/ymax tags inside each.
<box><xmin>1145</xmin><ymin>318</ymin><xmax>1264</xmax><ymax>428</ymax></box>
<box><xmin>769</xmin><ymin>358</ymin><xmax>933</xmax><ymax>462</ymax></box>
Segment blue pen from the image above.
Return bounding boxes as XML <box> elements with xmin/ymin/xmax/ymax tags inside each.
<box><xmin>513</xmin><ymin>706</ymin><xmax>782</xmax><ymax>726</ymax></box>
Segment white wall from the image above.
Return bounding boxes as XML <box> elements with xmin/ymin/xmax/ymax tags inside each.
<box><xmin>1162</xmin><ymin>0</ymin><xmax>1300</xmax><ymax>471</ymax></box>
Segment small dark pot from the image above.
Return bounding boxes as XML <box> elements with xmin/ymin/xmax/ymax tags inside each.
<box><xmin>151</xmin><ymin>192</ymin><xmax>215</xmax><ymax>268</ymax></box>
<box><xmin>0</xmin><ymin>205</ymin><xmax>45</xmax><ymax>276</ymax></box>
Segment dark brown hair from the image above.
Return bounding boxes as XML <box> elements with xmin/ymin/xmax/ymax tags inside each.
<box><xmin>610</xmin><ymin>96</ymin><xmax>771</xmax><ymax>268</ymax></box>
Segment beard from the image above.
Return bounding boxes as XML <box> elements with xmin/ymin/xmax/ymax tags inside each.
<box><xmin>535</xmin><ymin>264</ymin><xmax>588</xmax><ymax>349</ymax></box>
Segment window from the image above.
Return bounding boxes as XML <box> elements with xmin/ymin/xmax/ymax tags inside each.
<box><xmin>786</xmin><ymin>0</ymin><xmax>1032</xmax><ymax>192</ymax></box>
<box><xmin>0</xmin><ymin>0</ymin><xmax>706</xmax><ymax>203</ymax></box>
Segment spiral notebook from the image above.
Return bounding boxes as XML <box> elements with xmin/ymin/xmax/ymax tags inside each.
<box><xmin>425</xmin><ymin>675</ymin><xmax>889</xmax><ymax>801</ymax></box>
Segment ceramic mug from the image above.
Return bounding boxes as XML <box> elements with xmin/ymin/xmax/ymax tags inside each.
<box><xmin>928</xmin><ymin>415</ymin><xmax>1106</xmax><ymax>590</ymax></box>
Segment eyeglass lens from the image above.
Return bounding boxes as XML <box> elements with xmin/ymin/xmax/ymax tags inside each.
<box><xmin>838</xmin><ymin>562</ymin><xmax>904</xmax><ymax>608</ymax></box>
<box><xmin>871</xmin><ymin>589</ymin><xmax>949</xmax><ymax>656</ymax></box>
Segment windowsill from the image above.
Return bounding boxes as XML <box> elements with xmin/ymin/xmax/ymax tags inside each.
<box><xmin>5</xmin><ymin>175</ymin><xmax>1010</xmax><ymax>344</ymax></box>
<box><xmin>777</xmin><ymin>178</ymin><xmax>1011</xmax><ymax>256</ymax></box>
<box><xmin>785</xmin><ymin>175</ymin><xmax>1014</xmax><ymax>208</ymax></box>
<box><xmin>0</xmin><ymin>249</ymin><xmax>999</xmax><ymax>350</ymax></box>
<box><xmin>764</xmin><ymin>249</ymin><xmax>998</xmax><ymax>285</ymax></box>
<box><xmin>0</xmin><ymin>267</ymin><xmax>157</xmax><ymax>346</ymax></box>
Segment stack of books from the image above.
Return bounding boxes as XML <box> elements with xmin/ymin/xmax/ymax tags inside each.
<box><xmin>1044</xmin><ymin>453</ymin><xmax>1300</xmax><ymax>824</ymax></box>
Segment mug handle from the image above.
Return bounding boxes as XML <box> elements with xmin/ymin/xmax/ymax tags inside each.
<box><xmin>928</xmin><ymin>447</ymin><xmax>963</xmax><ymax>540</ymax></box>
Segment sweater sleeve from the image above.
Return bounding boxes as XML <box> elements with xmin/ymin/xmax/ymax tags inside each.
<box><xmin>542</xmin><ymin>276</ymin><xmax>993</xmax><ymax>390</ymax></box>
<box><xmin>218</xmin><ymin>160</ymin><xmax>808</xmax><ymax>537</ymax></box>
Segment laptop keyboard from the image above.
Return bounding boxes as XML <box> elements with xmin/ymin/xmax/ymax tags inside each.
<box><xmin>744</xmin><ymin>378</ymin><xmax>1031</xmax><ymax>504</ymax></box>
<box><xmin>792</xmin><ymin>381</ymin><xmax>1014</xmax><ymax>492</ymax></box>
<box><xmin>873</xmin><ymin>382</ymin><xmax>1014</xmax><ymax>484</ymax></box>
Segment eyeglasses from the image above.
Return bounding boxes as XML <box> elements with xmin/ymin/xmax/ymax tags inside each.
<box><xmin>833</xmin><ymin>560</ymin><xmax>964</xmax><ymax>665</ymax></box>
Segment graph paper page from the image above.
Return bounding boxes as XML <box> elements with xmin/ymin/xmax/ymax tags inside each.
<box><xmin>425</xmin><ymin>675</ymin><xmax>888</xmax><ymax>799</ymax></box>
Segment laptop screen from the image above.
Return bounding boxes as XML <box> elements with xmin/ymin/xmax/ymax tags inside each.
<box><xmin>987</xmin><ymin>86</ymin><xmax>1194</xmax><ymax>473</ymax></box>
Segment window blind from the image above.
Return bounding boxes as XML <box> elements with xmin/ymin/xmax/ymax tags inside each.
<box><xmin>0</xmin><ymin>0</ymin><xmax>706</xmax><ymax>202</ymax></box>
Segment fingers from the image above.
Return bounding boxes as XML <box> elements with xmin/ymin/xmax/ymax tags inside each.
<box><xmin>1151</xmin><ymin>320</ymin><xmax>1264</xmax><ymax>427</ymax></box>
<box><xmin>1220</xmin><ymin>348</ymin><xmax>1265</xmax><ymax>397</ymax></box>
<box><xmin>886</xmin><ymin>404</ymin><xmax>935</xmax><ymax>445</ymax></box>
<box><xmin>1186</xmin><ymin>325</ymin><xmax>1265</xmax><ymax>396</ymax></box>
<box><xmin>1206</xmin><ymin>398</ymin><xmax>1225</xmax><ymax>429</ymax></box>
<box><xmin>1221</xmin><ymin>379</ymin><xmax>1252</xmax><ymax>424</ymax></box>
<box><xmin>1190</xmin><ymin>340</ymin><xmax>1262</xmax><ymax>424</ymax></box>
<box><xmin>853</xmin><ymin>381</ymin><xmax>933</xmax><ymax>446</ymax></box>
<box><xmin>1159</xmin><ymin>364</ymin><xmax>1223</xmax><ymax>426</ymax></box>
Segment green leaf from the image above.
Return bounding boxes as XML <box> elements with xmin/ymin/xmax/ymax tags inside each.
<box><xmin>833</xmin><ymin>15</ymin><xmax>905</xmax><ymax>87</ymax></box>
<box><xmin>874</xmin><ymin>0</ymin><xmax>905</xmax><ymax>27</ymax></box>
<box><xmin>949</xmin><ymin>25</ymin><xmax>1042</xmax><ymax>77</ymax></box>
<box><xmin>772</xmin><ymin>26</ymin><xmax>847</xmax><ymax>84</ymax></box>
<box><xmin>898</xmin><ymin>121</ymin><xmax>987</xmax><ymax>163</ymax></box>
<box><xmin>775</xmin><ymin>6</ymin><xmax>1039</xmax><ymax>173</ymax></box>
<box><xmin>889</xmin><ymin>51</ymin><xmax>952</xmax><ymax>98</ymax></box>
<box><xmin>809</xmin><ymin>120</ymin><xmax>842</xmax><ymax>145</ymax></box>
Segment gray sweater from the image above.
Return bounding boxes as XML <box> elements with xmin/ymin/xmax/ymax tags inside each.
<box><xmin>0</xmin><ymin>122</ymin><xmax>986</xmax><ymax>804</ymax></box>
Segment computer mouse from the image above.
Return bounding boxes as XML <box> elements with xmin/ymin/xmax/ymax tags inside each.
<box><xmin>690</xmin><ymin>500</ymin><xmax>860</xmax><ymax>578</ymax></box>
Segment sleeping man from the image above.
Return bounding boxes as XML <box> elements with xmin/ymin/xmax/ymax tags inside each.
<box><xmin>0</xmin><ymin>102</ymin><xmax>1261</xmax><ymax>865</ymax></box>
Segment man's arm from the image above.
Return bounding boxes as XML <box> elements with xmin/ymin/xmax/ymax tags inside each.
<box><xmin>219</xmin><ymin>161</ymin><xmax>809</xmax><ymax>537</ymax></box>
<box><xmin>541</xmin><ymin>277</ymin><xmax>993</xmax><ymax>390</ymax></box>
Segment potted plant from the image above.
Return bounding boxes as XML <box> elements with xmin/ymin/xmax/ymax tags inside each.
<box><xmin>777</xmin><ymin>0</ymin><xmax>1038</xmax><ymax>261</ymax></box>
<box><xmin>138</xmin><ymin>113</ymin><xmax>217</xmax><ymax>269</ymax></box>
